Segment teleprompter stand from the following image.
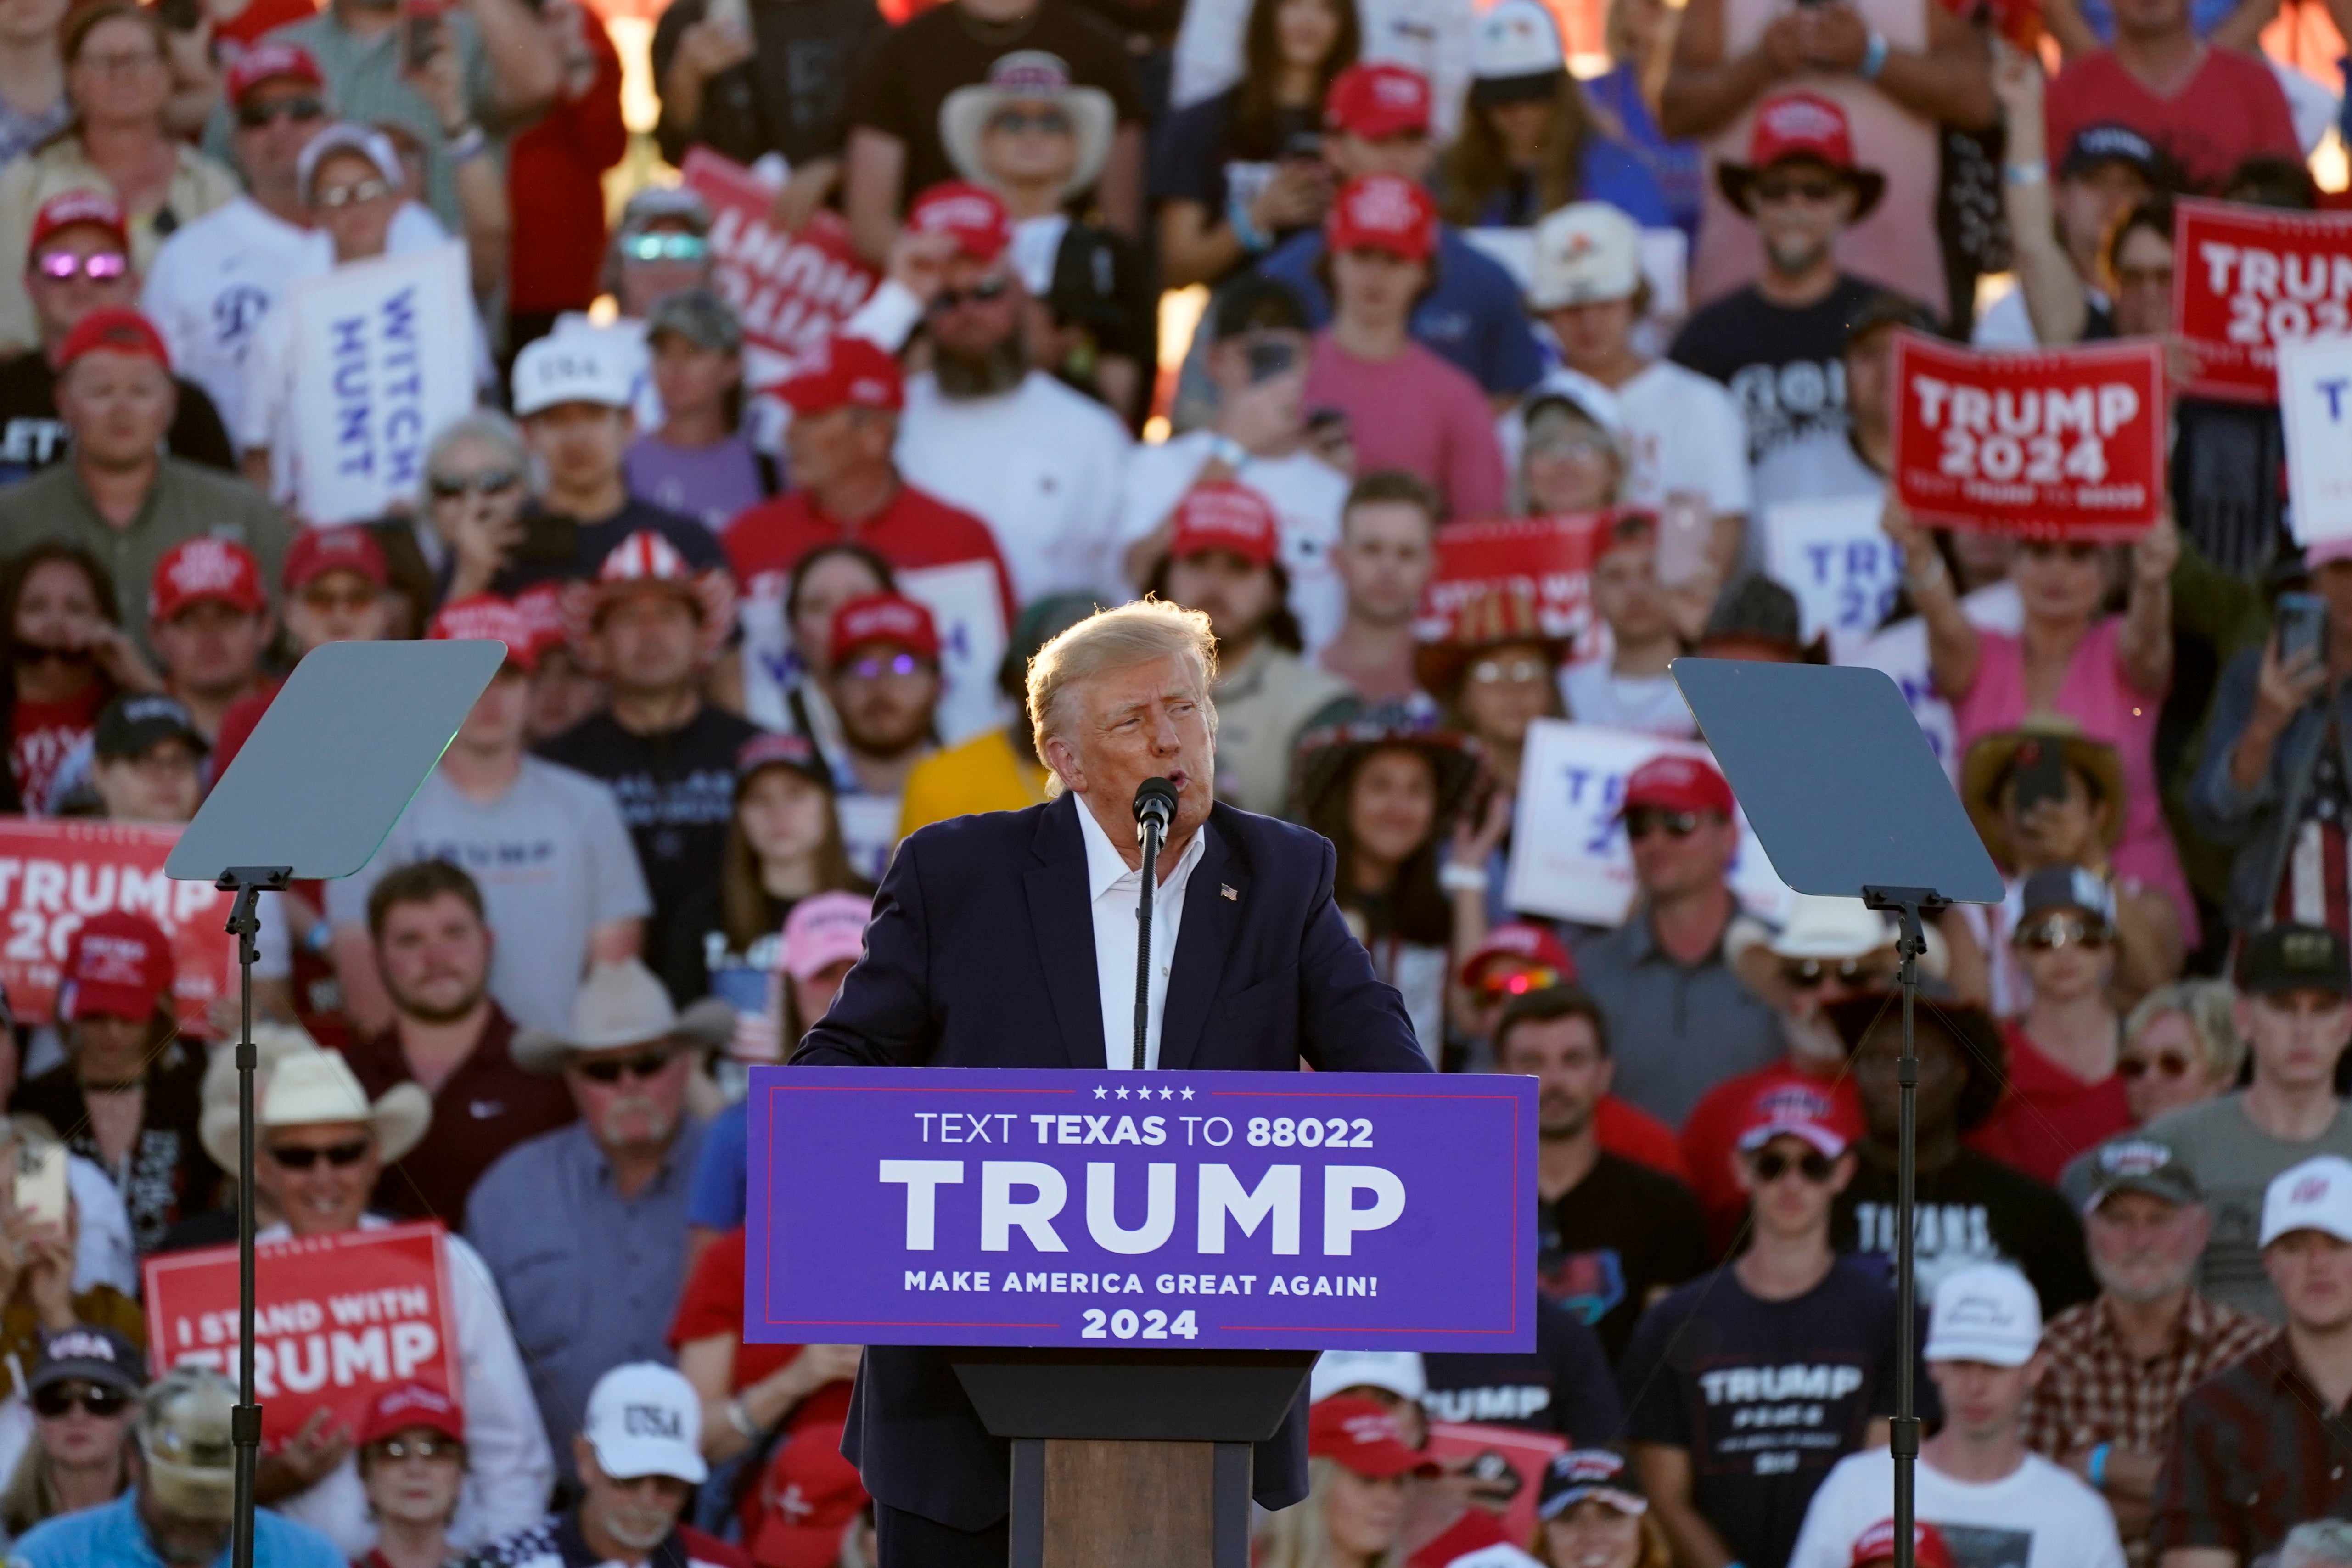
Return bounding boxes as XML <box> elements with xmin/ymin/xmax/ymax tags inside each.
<box><xmin>1670</xmin><ymin>659</ymin><xmax>2002</xmax><ymax>1568</ymax></box>
<box><xmin>167</xmin><ymin>639</ymin><xmax>505</xmax><ymax>1568</ymax></box>
<box><xmin>952</xmin><ymin>1348</ymin><xmax>1317</xmax><ymax>1568</ymax></box>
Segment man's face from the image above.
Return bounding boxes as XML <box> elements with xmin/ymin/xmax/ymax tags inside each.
<box><xmin>1497</xmin><ymin>1014</ymin><xmax>1610</xmax><ymax>1139</ymax></box>
<box><xmin>1330</xmin><ymin>247</ymin><xmax>1425</xmax><ymax>323</ymax></box>
<box><xmin>831</xmin><ymin>639</ymin><xmax>939</xmax><ymax>759</ymax></box>
<box><xmin>309</xmin><ymin>149</ymin><xmax>398</xmax><ymax>263</ymax></box>
<box><xmin>2238</xmin><ymin>989</ymin><xmax>2352</xmax><ymax>1094</ymax></box>
<box><xmin>616</xmin><ymin>219</ymin><xmax>713</xmax><ymax>318</ymax></box>
<box><xmin>926</xmin><ymin>253</ymin><xmax>1022</xmax><ymax>360</ymax></box>
<box><xmin>455</xmin><ymin>665</ymin><xmax>533</xmax><ymax>752</ymax></box>
<box><xmin>1590</xmin><ymin>539</ymin><xmax>1668</xmax><ymax>644</ymax></box>
<box><xmin>1334</xmin><ymin>501</ymin><xmax>1433</xmax><ymax>626</ymax></box>
<box><xmin>573</xmin><ymin>1444</ymin><xmax>692</xmax><ymax>1554</ymax></box>
<box><xmin>1625</xmin><ymin>803</ymin><xmax>1735</xmax><ymax>901</ymax></box>
<box><xmin>91</xmin><ymin>739</ymin><xmax>201</xmax><ymax>823</ymax></box>
<box><xmin>257</xmin><ymin>1120</ymin><xmax>380</xmax><ymax>1236</ymax></box>
<box><xmin>563</xmin><ymin>1041</ymin><xmax>689</xmax><ymax>1157</ymax></box>
<box><xmin>1042</xmin><ymin>652</ymin><xmax>1217</xmax><ymax>843</ymax></box>
<box><xmin>152</xmin><ymin>599</ymin><xmax>270</xmax><ymax>701</ymax></box>
<box><xmin>2057</xmin><ymin>161</ymin><xmax>2151</xmax><ymax>268</ymax></box>
<box><xmin>26</xmin><ymin>224</ymin><xmax>133</xmax><ymax>348</ymax></box>
<box><xmin>789</xmin><ymin>555</ymin><xmax>887</xmax><ymax>674</ymax></box>
<box><xmin>57</xmin><ymin>349</ymin><xmax>174</xmax><ymax>469</ymax></box>
<box><xmin>1736</xmin><ymin>1134</ymin><xmax>1852</xmax><ymax>1235</ymax></box>
<box><xmin>597</xmin><ymin>590</ymin><xmax>700</xmax><ymax>699</ymax></box>
<box><xmin>1926</xmin><ymin>1356</ymin><xmax>2041</xmax><ymax>1443</ymax></box>
<box><xmin>230</xmin><ymin>76</ymin><xmax>328</xmax><ymax>197</ymax></box>
<box><xmin>1855</xmin><ymin>1021</ymin><xmax>1966</xmax><ymax>1141</ymax></box>
<box><xmin>376</xmin><ymin>891</ymin><xmax>491</xmax><ymax>1026</ymax></box>
<box><xmin>782</xmin><ymin>406</ymin><xmax>891</xmax><ymax>501</ymax></box>
<box><xmin>1165</xmin><ymin>551</ymin><xmax>1280</xmax><ymax>647</ymax></box>
<box><xmin>978</xmin><ymin>95</ymin><xmax>1079</xmax><ymax>188</ymax></box>
<box><xmin>2085</xmin><ymin>1191</ymin><xmax>2207</xmax><ymax>1304</ymax></box>
<box><xmin>1544</xmin><ymin>297</ymin><xmax>1640</xmax><ymax>372</ymax></box>
<box><xmin>647</xmin><ymin>333</ymin><xmax>736</xmax><ymax>422</ymax></box>
<box><xmin>2267</xmin><ymin>1229</ymin><xmax>2352</xmax><ymax>1333</ymax></box>
<box><xmin>1328</xmin><ymin>129</ymin><xmax>1434</xmax><ymax>183</ymax></box>
<box><xmin>283</xmin><ymin>567</ymin><xmax>387</xmax><ymax>653</ymax></box>
<box><xmin>2110</xmin><ymin>226</ymin><xmax>2175</xmax><ymax>339</ymax></box>
<box><xmin>137</xmin><ymin>1484</ymin><xmax>232</xmax><ymax>1568</ymax></box>
<box><xmin>1748</xmin><ymin>157</ymin><xmax>1856</xmax><ymax>278</ymax></box>
<box><xmin>524</xmin><ymin>402</ymin><xmax>633</xmax><ymax>499</ymax></box>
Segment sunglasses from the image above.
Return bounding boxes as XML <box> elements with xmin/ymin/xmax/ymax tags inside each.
<box><xmin>265</xmin><ymin>1138</ymin><xmax>370</xmax><ymax>1169</ymax></box>
<box><xmin>1476</xmin><ymin>964</ymin><xmax>1559</xmax><ymax>1002</ymax></box>
<box><xmin>316</xmin><ymin>178</ymin><xmax>391</xmax><ymax>210</ymax></box>
<box><xmin>841</xmin><ymin>652</ymin><xmax>925</xmax><ymax>680</ymax></box>
<box><xmin>1780</xmin><ymin>957</ymin><xmax>1888</xmax><ymax>990</ymax></box>
<box><xmin>575</xmin><ymin>1050</ymin><xmax>674</xmax><ymax>1085</ymax></box>
<box><xmin>237</xmin><ymin>95</ymin><xmax>325</xmax><ymax>129</ymax></box>
<box><xmin>1751</xmin><ymin>1148</ymin><xmax>1837</xmax><ymax>1183</ymax></box>
<box><xmin>930</xmin><ymin>275</ymin><xmax>1011</xmax><ymax>311</ymax></box>
<box><xmin>623</xmin><ymin>233</ymin><xmax>709</xmax><ymax>263</ymax></box>
<box><xmin>429</xmin><ymin>469</ymin><xmax>520</xmax><ymax>500</ymax></box>
<box><xmin>1753</xmin><ymin>176</ymin><xmax>1843</xmax><ymax>205</ymax></box>
<box><xmin>32</xmin><ymin>251</ymin><xmax>126</xmax><ymax>283</ymax></box>
<box><xmin>988</xmin><ymin>107</ymin><xmax>1071</xmax><ymax>136</ymax></box>
<box><xmin>2017</xmin><ymin>913</ymin><xmax>2112</xmax><ymax>951</ymax></box>
<box><xmin>2119</xmin><ymin>1050</ymin><xmax>2195</xmax><ymax>1081</ymax></box>
<box><xmin>1468</xmin><ymin>658</ymin><xmax>1547</xmax><ymax>686</ymax></box>
<box><xmin>32</xmin><ymin>1383</ymin><xmax>128</xmax><ymax>1419</ymax></box>
<box><xmin>1624</xmin><ymin>807</ymin><xmax>1701</xmax><ymax>841</ymax></box>
<box><xmin>370</xmin><ymin>1435</ymin><xmax>460</xmax><ymax>1461</ymax></box>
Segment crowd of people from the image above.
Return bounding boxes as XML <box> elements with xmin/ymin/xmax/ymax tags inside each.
<box><xmin>0</xmin><ymin>0</ymin><xmax>2330</xmax><ymax>1554</ymax></box>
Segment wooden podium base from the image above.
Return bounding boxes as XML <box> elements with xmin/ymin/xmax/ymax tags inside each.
<box><xmin>953</xmin><ymin>1349</ymin><xmax>1315</xmax><ymax>1568</ymax></box>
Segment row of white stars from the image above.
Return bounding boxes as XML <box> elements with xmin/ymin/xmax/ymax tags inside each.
<box><xmin>1092</xmin><ymin>1085</ymin><xmax>1193</xmax><ymax>1100</ymax></box>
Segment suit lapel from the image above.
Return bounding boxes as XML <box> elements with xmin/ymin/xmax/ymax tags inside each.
<box><xmin>1023</xmin><ymin>793</ymin><xmax>1107</xmax><ymax>1070</ymax></box>
<box><xmin>1158</xmin><ymin>820</ymin><xmax>1244</xmax><ymax>1072</ymax></box>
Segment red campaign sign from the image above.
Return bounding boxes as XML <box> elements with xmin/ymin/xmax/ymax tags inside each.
<box><xmin>1423</xmin><ymin>1422</ymin><xmax>1566</xmax><ymax>1556</ymax></box>
<box><xmin>680</xmin><ymin>149</ymin><xmax>879</xmax><ymax>387</ymax></box>
<box><xmin>1416</xmin><ymin>512</ymin><xmax>1615</xmax><ymax>661</ymax></box>
<box><xmin>2172</xmin><ymin>197</ymin><xmax>2352</xmax><ymax>403</ymax></box>
<box><xmin>1890</xmin><ymin>332</ymin><xmax>2164</xmax><ymax>540</ymax></box>
<box><xmin>143</xmin><ymin>1223</ymin><xmax>462</xmax><ymax>1448</ymax></box>
<box><xmin>0</xmin><ymin>817</ymin><xmax>233</xmax><ymax>1030</ymax></box>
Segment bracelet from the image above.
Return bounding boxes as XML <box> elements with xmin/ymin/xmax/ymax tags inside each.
<box><xmin>1227</xmin><ymin>190</ymin><xmax>1273</xmax><ymax>254</ymax></box>
<box><xmin>1207</xmin><ymin>433</ymin><xmax>1248</xmax><ymax>470</ymax></box>
<box><xmin>444</xmin><ymin>123</ymin><xmax>488</xmax><ymax>163</ymax></box>
<box><xmin>2003</xmin><ymin>161</ymin><xmax>2049</xmax><ymax>187</ymax></box>
<box><xmin>1903</xmin><ymin>551</ymin><xmax>1947</xmax><ymax>593</ymax></box>
<box><xmin>725</xmin><ymin>1396</ymin><xmax>764</xmax><ymax>1442</ymax></box>
<box><xmin>1439</xmin><ymin>862</ymin><xmax>1491</xmax><ymax>894</ymax></box>
<box><xmin>1858</xmin><ymin>29</ymin><xmax>1889</xmax><ymax>79</ymax></box>
<box><xmin>2088</xmin><ymin>1442</ymin><xmax>2111</xmax><ymax>1491</ymax></box>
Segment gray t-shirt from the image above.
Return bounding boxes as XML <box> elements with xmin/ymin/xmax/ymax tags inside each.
<box><xmin>2137</xmin><ymin>1091</ymin><xmax>2352</xmax><ymax>1320</ymax></box>
<box><xmin>326</xmin><ymin>758</ymin><xmax>651</xmax><ymax>1034</ymax></box>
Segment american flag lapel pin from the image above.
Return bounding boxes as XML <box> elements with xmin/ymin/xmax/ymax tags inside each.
<box><xmin>1221</xmin><ymin>884</ymin><xmax>1238</xmax><ymax>901</ymax></box>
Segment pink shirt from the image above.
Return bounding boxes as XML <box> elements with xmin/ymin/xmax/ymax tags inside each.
<box><xmin>1305</xmin><ymin>333</ymin><xmax>1507</xmax><ymax>520</ymax></box>
<box><xmin>1952</xmin><ymin>616</ymin><xmax>2196</xmax><ymax>941</ymax></box>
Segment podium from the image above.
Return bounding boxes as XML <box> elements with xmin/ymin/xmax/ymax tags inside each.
<box><xmin>744</xmin><ymin>1065</ymin><xmax>1536</xmax><ymax>1568</ymax></box>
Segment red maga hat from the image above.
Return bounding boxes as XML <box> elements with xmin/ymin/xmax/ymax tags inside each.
<box><xmin>29</xmin><ymin>190</ymin><xmax>127</xmax><ymax>256</ymax></box>
<box><xmin>1852</xmin><ymin>1520</ymin><xmax>1954</xmax><ymax>1568</ymax></box>
<box><xmin>1324</xmin><ymin>62</ymin><xmax>1432</xmax><ymax>140</ymax></box>
<box><xmin>57</xmin><ymin>308</ymin><xmax>167</xmax><ymax>373</ymax></box>
<box><xmin>226</xmin><ymin>41</ymin><xmax>323</xmax><ymax>103</ymax></box>
<box><xmin>283</xmin><ymin>526</ymin><xmax>387</xmax><ymax>592</ymax></box>
<box><xmin>1308</xmin><ymin>1395</ymin><xmax>1440</xmax><ymax>1479</ymax></box>
<box><xmin>776</xmin><ymin>334</ymin><xmax>904</xmax><ymax>417</ymax></box>
<box><xmin>1718</xmin><ymin>93</ymin><xmax>1885</xmax><ymax>219</ymax></box>
<box><xmin>150</xmin><ymin>538</ymin><xmax>265</xmax><ymax>623</ymax></box>
<box><xmin>829</xmin><ymin>592</ymin><xmax>940</xmax><ymax>667</ymax></box>
<box><xmin>59</xmin><ymin>910</ymin><xmax>174</xmax><ymax>1023</ymax></box>
<box><xmin>430</xmin><ymin>593</ymin><xmax>539</xmax><ymax>673</ymax></box>
<box><xmin>1328</xmin><ymin>175</ymin><xmax>1437</xmax><ymax>263</ymax></box>
<box><xmin>907</xmin><ymin>180</ymin><xmax>1012</xmax><ymax>264</ymax></box>
<box><xmin>357</xmin><ymin>1383</ymin><xmax>465</xmax><ymax>1448</ymax></box>
<box><xmin>1168</xmin><ymin>481</ymin><xmax>1281</xmax><ymax>569</ymax></box>
<box><xmin>1459</xmin><ymin>921</ymin><xmax>1576</xmax><ymax>989</ymax></box>
<box><xmin>1618</xmin><ymin>754</ymin><xmax>1735</xmax><ymax>819</ymax></box>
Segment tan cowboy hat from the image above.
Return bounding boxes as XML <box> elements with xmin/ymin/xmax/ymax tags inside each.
<box><xmin>199</xmin><ymin>1035</ymin><xmax>431</xmax><ymax>1174</ymax></box>
<box><xmin>513</xmin><ymin>959</ymin><xmax>735</xmax><ymax>1075</ymax></box>
<box><xmin>940</xmin><ymin>51</ymin><xmax>1116</xmax><ymax>207</ymax></box>
<box><xmin>1959</xmin><ymin>717</ymin><xmax>2127</xmax><ymax>870</ymax></box>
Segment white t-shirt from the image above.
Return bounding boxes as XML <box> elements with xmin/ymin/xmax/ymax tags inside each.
<box><xmin>1971</xmin><ymin>280</ymin><xmax>2116</xmax><ymax>350</ymax></box>
<box><xmin>1789</xmin><ymin>1447</ymin><xmax>2126</xmax><ymax>1568</ymax></box>
<box><xmin>1611</xmin><ymin>359</ymin><xmax>1752</xmax><ymax>518</ymax></box>
<box><xmin>1118</xmin><ymin>432</ymin><xmax>1349</xmax><ymax>652</ymax></box>
<box><xmin>141</xmin><ymin>196</ymin><xmax>445</xmax><ymax>442</ymax></box>
<box><xmin>1560</xmin><ymin>662</ymin><xmax>1697</xmax><ymax>736</ymax></box>
<box><xmin>896</xmin><ymin>369</ymin><xmax>1131</xmax><ymax>607</ymax></box>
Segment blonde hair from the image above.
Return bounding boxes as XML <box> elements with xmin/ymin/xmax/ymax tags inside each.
<box><xmin>1025</xmin><ymin>598</ymin><xmax>1218</xmax><ymax>792</ymax></box>
<box><xmin>2124</xmin><ymin>979</ymin><xmax>2244</xmax><ymax>1086</ymax></box>
<box><xmin>1532</xmin><ymin>1506</ymin><xmax>1675</xmax><ymax>1568</ymax></box>
<box><xmin>1253</xmin><ymin>1457</ymin><xmax>1407</xmax><ymax>1568</ymax></box>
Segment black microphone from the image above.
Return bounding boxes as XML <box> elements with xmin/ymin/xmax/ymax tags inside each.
<box><xmin>1133</xmin><ymin>776</ymin><xmax>1179</xmax><ymax>840</ymax></box>
<box><xmin>1131</xmin><ymin>777</ymin><xmax>1179</xmax><ymax>1071</ymax></box>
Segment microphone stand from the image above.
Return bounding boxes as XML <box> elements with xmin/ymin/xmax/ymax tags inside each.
<box><xmin>1133</xmin><ymin>811</ymin><xmax>1164</xmax><ymax>1072</ymax></box>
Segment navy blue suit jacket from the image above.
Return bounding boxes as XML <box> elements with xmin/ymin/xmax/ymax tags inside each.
<box><xmin>792</xmin><ymin>792</ymin><xmax>1431</xmax><ymax>1531</ymax></box>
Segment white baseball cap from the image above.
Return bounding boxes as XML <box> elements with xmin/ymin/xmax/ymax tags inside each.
<box><xmin>2261</xmin><ymin>1155</ymin><xmax>2352</xmax><ymax>1247</ymax></box>
<box><xmin>1922</xmin><ymin>1264</ymin><xmax>2041</xmax><ymax>1367</ymax></box>
<box><xmin>1472</xmin><ymin>0</ymin><xmax>1565</xmax><ymax>83</ymax></box>
<box><xmin>1528</xmin><ymin>201</ymin><xmax>1642</xmax><ymax>311</ymax></box>
<box><xmin>583</xmin><ymin>1363</ymin><xmax>708</xmax><ymax>1485</ymax></box>
<box><xmin>1311</xmin><ymin>1350</ymin><xmax>1426</xmax><ymax>1404</ymax></box>
<box><xmin>511</xmin><ymin>332</ymin><xmax>636</xmax><ymax>417</ymax></box>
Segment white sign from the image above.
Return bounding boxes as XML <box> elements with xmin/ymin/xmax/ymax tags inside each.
<box><xmin>2279</xmin><ymin>332</ymin><xmax>2352</xmax><ymax>545</ymax></box>
<box><xmin>1765</xmin><ymin>495</ymin><xmax>1903</xmax><ymax>643</ymax></box>
<box><xmin>896</xmin><ymin>558</ymin><xmax>1010</xmax><ymax>747</ymax></box>
<box><xmin>285</xmin><ymin>243</ymin><xmax>475</xmax><ymax>526</ymax></box>
<box><xmin>1503</xmin><ymin>720</ymin><xmax>1794</xmax><ymax>927</ymax></box>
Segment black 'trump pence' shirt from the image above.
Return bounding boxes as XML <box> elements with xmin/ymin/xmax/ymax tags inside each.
<box><xmin>1667</xmin><ymin>275</ymin><xmax>1884</xmax><ymax>466</ymax></box>
<box><xmin>1830</xmin><ymin>1149</ymin><xmax>2098</xmax><ymax>1319</ymax></box>
<box><xmin>1540</xmin><ymin>1152</ymin><xmax>1714</xmax><ymax>1364</ymax></box>
<box><xmin>1424</xmin><ymin>1293</ymin><xmax>1624</xmax><ymax>1443</ymax></box>
<box><xmin>1617</xmin><ymin>1255</ymin><xmax>1911</xmax><ymax>1568</ymax></box>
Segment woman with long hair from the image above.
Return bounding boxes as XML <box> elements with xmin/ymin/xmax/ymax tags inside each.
<box><xmin>352</xmin><ymin>1385</ymin><xmax>468</xmax><ymax>1568</ymax></box>
<box><xmin>0</xmin><ymin>1328</ymin><xmax>140</xmax><ymax>1539</ymax></box>
<box><xmin>0</xmin><ymin>541</ymin><xmax>153</xmax><ymax>815</ymax></box>
<box><xmin>1532</xmin><ymin>1450</ymin><xmax>1673</xmax><ymax>1568</ymax></box>
<box><xmin>1154</xmin><ymin>0</ymin><xmax>1358</xmax><ymax>287</ymax></box>
<box><xmin>1437</xmin><ymin>0</ymin><xmax>1666</xmax><ymax>230</ymax></box>
<box><xmin>1256</xmin><ymin>1396</ymin><xmax>1432</xmax><ymax>1568</ymax></box>
<box><xmin>0</xmin><ymin>0</ymin><xmax>236</xmax><ymax>346</ymax></box>
<box><xmin>622</xmin><ymin>287</ymin><xmax>777</xmax><ymax>533</ymax></box>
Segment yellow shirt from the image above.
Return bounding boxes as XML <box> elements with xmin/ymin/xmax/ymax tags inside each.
<box><xmin>898</xmin><ymin>727</ymin><xmax>1051</xmax><ymax>837</ymax></box>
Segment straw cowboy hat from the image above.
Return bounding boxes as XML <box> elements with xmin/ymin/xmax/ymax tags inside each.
<box><xmin>1959</xmin><ymin>716</ymin><xmax>2127</xmax><ymax>869</ymax></box>
<box><xmin>513</xmin><ymin>960</ymin><xmax>735</xmax><ymax>1075</ymax></box>
<box><xmin>199</xmin><ymin>1032</ymin><xmax>430</xmax><ymax>1174</ymax></box>
<box><xmin>941</xmin><ymin>51</ymin><xmax>1116</xmax><ymax>206</ymax></box>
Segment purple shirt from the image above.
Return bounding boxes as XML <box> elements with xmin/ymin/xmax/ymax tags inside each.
<box><xmin>623</xmin><ymin>432</ymin><xmax>771</xmax><ymax>532</ymax></box>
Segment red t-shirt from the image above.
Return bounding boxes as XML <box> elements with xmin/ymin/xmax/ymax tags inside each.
<box><xmin>209</xmin><ymin>675</ymin><xmax>283</xmax><ymax>781</ymax></box>
<box><xmin>508</xmin><ymin>17</ymin><xmax>629</xmax><ymax>314</ymax></box>
<box><xmin>1967</xmin><ymin>1022</ymin><xmax>2133</xmax><ymax>1187</ymax></box>
<box><xmin>669</xmin><ymin>1227</ymin><xmax>856</xmax><ymax>1430</ymax></box>
<box><xmin>1595</xmin><ymin>1096</ymin><xmax>1691</xmax><ymax>1185</ymax></box>
<box><xmin>724</xmin><ymin>480</ymin><xmax>1020</xmax><ymax>630</ymax></box>
<box><xmin>1678</xmin><ymin>1060</ymin><xmax>1866</xmax><ymax>1252</ymax></box>
<box><xmin>2044</xmin><ymin>46</ymin><xmax>2300</xmax><ymax>195</ymax></box>
<box><xmin>10</xmin><ymin>686</ymin><xmax>103</xmax><ymax>810</ymax></box>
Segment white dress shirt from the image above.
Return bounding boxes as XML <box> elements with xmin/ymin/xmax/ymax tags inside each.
<box><xmin>1077</xmin><ymin>796</ymin><xmax>1207</xmax><ymax>1071</ymax></box>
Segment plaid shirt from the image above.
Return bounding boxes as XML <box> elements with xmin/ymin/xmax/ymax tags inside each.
<box><xmin>2025</xmin><ymin>1291</ymin><xmax>2278</xmax><ymax>1458</ymax></box>
<box><xmin>2150</xmin><ymin>1335</ymin><xmax>2352</xmax><ymax>1563</ymax></box>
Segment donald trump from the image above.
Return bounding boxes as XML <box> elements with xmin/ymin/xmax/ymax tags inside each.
<box><xmin>794</xmin><ymin>597</ymin><xmax>1431</xmax><ymax>1564</ymax></box>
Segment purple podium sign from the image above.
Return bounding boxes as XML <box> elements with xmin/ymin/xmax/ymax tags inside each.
<box><xmin>743</xmin><ymin>1066</ymin><xmax>1536</xmax><ymax>1353</ymax></box>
